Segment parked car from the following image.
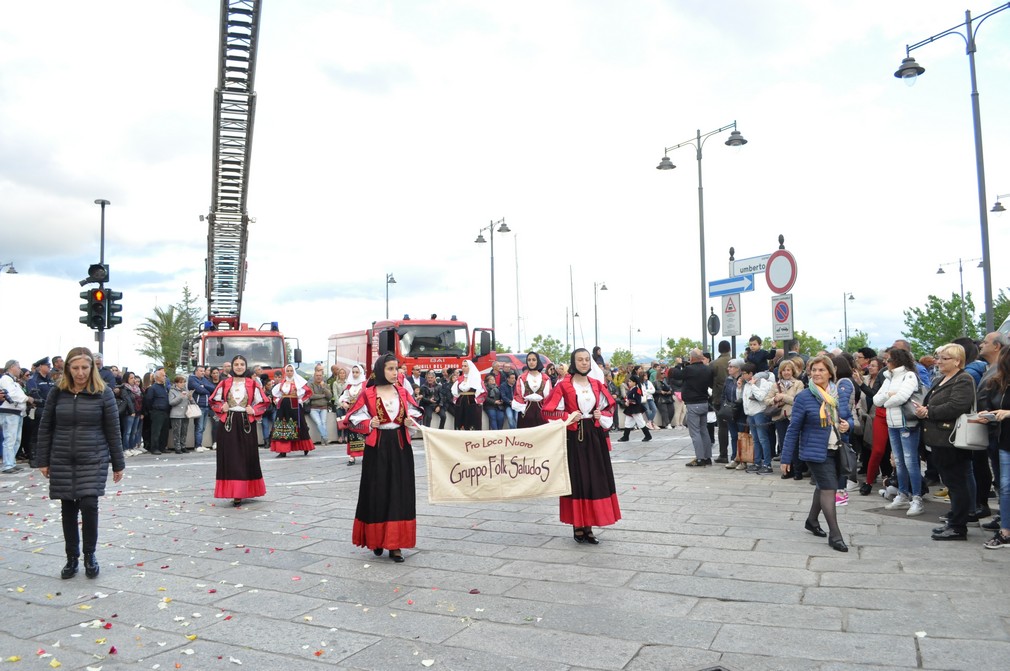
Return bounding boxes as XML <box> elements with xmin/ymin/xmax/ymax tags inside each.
<box><xmin>496</xmin><ymin>352</ymin><xmax>552</xmax><ymax>372</ymax></box>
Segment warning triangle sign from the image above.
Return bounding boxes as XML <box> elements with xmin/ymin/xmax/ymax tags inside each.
<box><xmin>724</xmin><ymin>297</ymin><xmax>737</xmax><ymax>313</ymax></box>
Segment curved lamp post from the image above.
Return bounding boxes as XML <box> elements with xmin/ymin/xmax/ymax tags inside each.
<box><xmin>385</xmin><ymin>273</ymin><xmax>396</xmax><ymax>319</ymax></box>
<box><xmin>475</xmin><ymin>218</ymin><xmax>510</xmax><ymax>342</ymax></box>
<box><xmin>657</xmin><ymin>121</ymin><xmax>748</xmax><ymax>345</ymax></box>
<box><xmin>894</xmin><ymin>3</ymin><xmax>1010</xmax><ymax>332</ymax></box>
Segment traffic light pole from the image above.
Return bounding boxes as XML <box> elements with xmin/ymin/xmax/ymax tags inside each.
<box><xmin>94</xmin><ymin>199</ymin><xmax>110</xmax><ymax>355</ymax></box>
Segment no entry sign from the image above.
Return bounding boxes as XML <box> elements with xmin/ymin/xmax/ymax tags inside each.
<box><xmin>765</xmin><ymin>249</ymin><xmax>798</xmax><ymax>295</ymax></box>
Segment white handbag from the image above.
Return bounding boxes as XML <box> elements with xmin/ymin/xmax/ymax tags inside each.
<box><xmin>185</xmin><ymin>401</ymin><xmax>203</xmax><ymax>419</ymax></box>
<box><xmin>949</xmin><ymin>397</ymin><xmax>989</xmax><ymax>450</ymax></box>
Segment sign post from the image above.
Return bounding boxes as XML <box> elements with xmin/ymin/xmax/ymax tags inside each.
<box><xmin>722</xmin><ymin>294</ymin><xmax>741</xmax><ymax>337</ymax></box>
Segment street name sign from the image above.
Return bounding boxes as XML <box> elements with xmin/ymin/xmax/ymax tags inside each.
<box><xmin>708</xmin><ymin>274</ymin><xmax>755</xmax><ymax>298</ymax></box>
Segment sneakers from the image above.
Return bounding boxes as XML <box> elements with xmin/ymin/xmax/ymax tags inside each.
<box><xmin>982</xmin><ymin>516</ymin><xmax>1002</xmax><ymax>531</ymax></box>
<box><xmin>939</xmin><ymin>513</ymin><xmax>980</xmax><ymax>527</ymax></box>
<box><xmin>983</xmin><ymin>532</ymin><xmax>1010</xmax><ymax>549</ymax></box>
<box><xmin>735</xmin><ymin>462</ymin><xmax>748</xmax><ymax>470</ymax></box>
<box><xmin>846</xmin><ymin>480</ymin><xmax>861</xmax><ymax>492</ymax></box>
<box><xmin>757</xmin><ymin>465</ymin><xmax>773</xmax><ymax>474</ymax></box>
<box><xmin>906</xmin><ymin>496</ymin><xmax>925</xmax><ymax>517</ymax></box>
<box><xmin>2</xmin><ymin>466</ymin><xmax>23</xmax><ymax>474</ymax></box>
<box><xmin>885</xmin><ymin>493</ymin><xmax>911</xmax><ymax>510</ymax></box>
<box><xmin>932</xmin><ymin>487</ymin><xmax>949</xmax><ymax>500</ymax></box>
<box><xmin>685</xmin><ymin>459</ymin><xmax>705</xmax><ymax>467</ymax></box>
<box><xmin>835</xmin><ymin>491</ymin><xmax>849</xmax><ymax>506</ymax></box>
<box><xmin>714</xmin><ymin>457</ymin><xmax>729</xmax><ymax>464</ymax></box>
<box><xmin>879</xmin><ymin>485</ymin><xmax>899</xmax><ymax>501</ymax></box>
<box><xmin>195</xmin><ymin>446</ymin><xmax>208</xmax><ymax>452</ymax></box>
<box><xmin>726</xmin><ymin>460</ymin><xmax>738</xmax><ymax>469</ymax></box>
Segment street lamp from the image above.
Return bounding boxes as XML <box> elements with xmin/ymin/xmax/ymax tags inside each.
<box><xmin>593</xmin><ymin>281</ymin><xmax>608</xmax><ymax>348</ymax></box>
<box><xmin>992</xmin><ymin>192</ymin><xmax>1009</xmax><ymax>213</ymax></box>
<box><xmin>474</xmin><ymin>218</ymin><xmax>510</xmax><ymax>344</ymax></box>
<box><xmin>937</xmin><ymin>257</ymin><xmax>983</xmax><ymax>336</ymax></box>
<box><xmin>894</xmin><ymin>3</ymin><xmax>1010</xmax><ymax>332</ymax></box>
<box><xmin>385</xmin><ymin>273</ymin><xmax>396</xmax><ymax>319</ymax></box>
<box><xmin>0</xmin><ymin>262</ymin><xmax>16</xmax><ymax>274</ymax></box>
<box><xmin>842</xmin><ymin>293</ymin><xmax>854</xmax><ymax>351</ymax></box>
<box><xmin>657</xmin><ymin>121</ymin><xmax>748</xmax><ymax>345</ymax></box>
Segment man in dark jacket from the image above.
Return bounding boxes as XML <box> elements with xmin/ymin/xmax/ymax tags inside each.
<box><xmin>187</xmin><ymin>366</ymin><xmax>215</xmax><ymax>449</ymax></box>
<box><xmin>144</xmin><ymin>368</ymin><xmax>170</xmax><ymax>454</ymax></box>
<box><xmin>669</xmin><ymin>349</ymin><xmax>714</xmax><ymax>466</ymax></box>
<box><xmin>25</xmin><ymin>358</ymin><xmax>57</xmax><ymax>463</ymax></box>
<box><xmin>94</xmin><ymin>353</ymin><xmax>117</xmax><ymax>389</ymax></box>
<box><xmin>438</xmin><ymin>372</ymin><xmax>455</xmax><ymax>429</ymax></box>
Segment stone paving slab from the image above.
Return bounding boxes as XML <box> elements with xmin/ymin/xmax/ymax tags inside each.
<box><xmin>711</xmin><ymin>622</ymin><xmax>919</xmax><ymax>667</ymax></box>
<box><xmin>337</xmin><ymin>635</ymin><xmax>571</xmax><ymax>671</ymax></box>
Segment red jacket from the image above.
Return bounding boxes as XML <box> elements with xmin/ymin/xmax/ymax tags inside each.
<box><xmin>542</xmin><ymin>376</ymin><xmax>615</xmax><ymax>432</ymax></box>
<box><xmin>342</xmin><ymin>385</ymin><xmax>419</xmax><ymax>447</ymax></box>
<box><xmin>208</xmin><ymin>376</ymin><xmax>270</xmax><ymax>422</ymax></box>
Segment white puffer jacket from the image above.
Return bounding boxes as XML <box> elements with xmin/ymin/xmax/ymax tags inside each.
<box><xmin>742</xmin><ymin>372</ymin><xmax>775</xmax><ymax>417</ymax></box>
<box><xmin>872</xmin><ymin>366</ymin><xmax>920</xmax><ymax>428</ymax></box>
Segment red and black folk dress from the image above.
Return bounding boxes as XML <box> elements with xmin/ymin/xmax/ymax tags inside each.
<box><xmin>339</xmin><ymin>381</ymin><xmax>365</xmax><ymax>460</ymax></box>
<box><xmin>451</xmin><ymin>374</ymin><xmax>486</xmax><ymax>431</ymax></box>
<box><xmin>344</xmin><ymin>385</ymin><xmax>422</xmax><ymax>552</ymax></box>
<box><xmin>209</xmin><ymin>376</ymin><xmax>270</xmax><ymax>500</ymax></box>
<box><xmin>543</xmin><ymin>377</ymin><xmax>622</xmax><ymax>529</ymax></box>
<box><xmin>271</xmin><ymin>378</ymin><xmax>315</xmax><ymax>454</ymax></box>
<box><xmin>513</xmin><ymin>371</ymin><xmax>552</xmax><ymax>428</ymax></box>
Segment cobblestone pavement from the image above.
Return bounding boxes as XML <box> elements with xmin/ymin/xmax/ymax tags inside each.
<box><xmin>2</xmin><ymin>428</ymin><xmax>1007</xmax><ymax>670</ymax></box>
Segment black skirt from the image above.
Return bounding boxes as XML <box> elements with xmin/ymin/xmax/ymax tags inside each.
<box><xmin>352</xmin><ymin>428</ymin><xmax>416</xmax><ymax>550</ymax></box>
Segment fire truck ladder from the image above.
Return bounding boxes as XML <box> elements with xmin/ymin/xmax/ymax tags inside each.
<box><xmin>205</xmin><ymin>0</ymin><xmax>262</xmax><ymax>330</ymax></box>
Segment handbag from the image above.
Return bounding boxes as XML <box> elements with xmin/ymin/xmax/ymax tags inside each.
<box><xmin>833</xmin><ymin>427</ymin><xmax>858</xmax><ymax>480</ymax></box>
<box><xmin>716</xmin><ymin>403</ymin><xmax>736</xmax><ymax>421</ymax></box>
<box><xmin>185</xmin><ymin>401</ymin><xmax>202</xmax><ymax>419</ymax></box>
<box><xmin>949</xmin><ymin>407</ymin><xmax>989</xmax><ymax>451</ymax></box>
<box><xmin>736</xmin><ymin>430</ymin><xmax>754</xmax><ymax>463</ymax></box>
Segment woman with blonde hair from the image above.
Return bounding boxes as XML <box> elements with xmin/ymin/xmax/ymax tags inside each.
<box><xmin>770</xmin><ymin>358</ymin><xmax>804</xmax><ymax>478</ymax></box>
<box><xmin>34</xmin><ymin>347</ymin><xmax>125</xmax><ymax>578</ymax></box>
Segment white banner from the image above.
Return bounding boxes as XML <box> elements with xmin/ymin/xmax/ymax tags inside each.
<box><xmin>421</xmin><ymin>422</ymin><xmax>570</xmax><ymax>503</ymax></box>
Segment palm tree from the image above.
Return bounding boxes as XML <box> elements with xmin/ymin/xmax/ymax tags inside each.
<box><xmin>136</xmin><ymin>305</ymin><xmax>185</xmax><ymax>376</ymax></box>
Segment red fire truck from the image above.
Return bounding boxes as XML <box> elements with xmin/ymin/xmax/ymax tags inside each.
<box><xmin>327</xmin><ymin>316</ymin><xmax>496</xmax><ymax>378</ymax></box>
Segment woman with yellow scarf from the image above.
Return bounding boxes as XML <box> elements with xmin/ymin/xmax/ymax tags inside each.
<box><xmin>781</xmin><ymin>355</ymin><xmax>852</xmax><ymax>552</ymax></box>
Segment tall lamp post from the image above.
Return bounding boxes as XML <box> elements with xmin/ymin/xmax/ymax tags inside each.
<box><xmin>593</xmin><ymin>281</ymin><xmax>608</xmax><ymax>348</ymax></box>
<box><xmin>385</xmin><ymin>273</ymin><xmax>396</xmax><ymax>319</ymax></box>
<box><xmin>475</xmin><ymin>218</ymin><xmax>510</xmax><ymax>343</ymax></box>
<box><xmin>937</xmin><ymin>257</ymin><xmax>983</xmax><ymax>336</ymax></box>
<box><xmin>894</xmin><ymin>3</ymin><xmax>1010</xmax><ymax>333</ymax></box>
<box><xmin>657</xmin><ymin>121</ymin><xmax>748</xmax><ymax>345</ymax></box>
<box><xmin>842</xmin><ymin>293</ymin><xmax>854</xmax><ymax>350</ymax></box>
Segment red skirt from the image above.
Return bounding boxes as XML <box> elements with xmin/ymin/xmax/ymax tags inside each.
<box><xmin>352</xmin><ymin>428</ymin><xmax>416</xmax><ymax>550</ymax></box>
<box><xmin>560</xmin><ymin>419</ymin><xmax>621</xmax><ymax>527</ymax></box>
<box><xmin>271</xmin><ymin>397</ymin><xmax>316</xmax><ymax>454</ymax></box>
<box><xmin>215</xmin><ymin>412</ymin><xmax>266</xmax><ymax>500</ymax></box>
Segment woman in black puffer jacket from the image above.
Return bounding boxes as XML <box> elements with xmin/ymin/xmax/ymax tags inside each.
<box><xmin>34</xmin><ymin>347</ymin><xmax>125</xmax><ymax>579</ymax></box>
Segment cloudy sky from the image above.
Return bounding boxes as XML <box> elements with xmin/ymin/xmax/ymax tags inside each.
<box><xmin>2</xmin><ymin>0</ymin><xmax>1009</xmax><ymax>369</ymax></box>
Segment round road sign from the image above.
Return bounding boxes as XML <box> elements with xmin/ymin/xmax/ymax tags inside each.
<box><xmin>708</xmin><ymin>313</ymin><xmax>721</xmax><ymax>336</ymax></box>
<box><xmin>765</xmin><ymin>249</ymin><xmax>798</xmax><ymax>295</ymax></box>
<box><xmin>774</xmin><ymin>300</ymin><xmax>790</xmax><ymax>323</ymax></box>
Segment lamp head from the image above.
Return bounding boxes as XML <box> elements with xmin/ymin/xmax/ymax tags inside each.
<box><xmin>387</xmin><ymin>274</ymin><xmax>396</xmax><ymax>284</ymax></box>
<box><xmin>724</xmin><ymin>129</ymin><xmax>748</xmax><ymax>147</ymax></box>
<box><xmin>936</xmin><ymin>267</ymin><xmax>945</xmax><ymax>275</ymax></box>
<box><xmin>656</xmin><ymin>155</ymin><xmax>675</xmax><ymax>171</ymax></box>
<box><xmin>993</xmin><ymin>201</ymin><xmax>1006</xmax><ymax>213</ymax></box>
<box><xmin>600</xmin><ymin>282</ymin><xmax>608</xmax><ymax>291</ymax></box>
<box><xmin>474</xmin><ymin>233</ymin><xmax>487</xmax><ymax>244</ymax></box>
<box><xmin>894</xmin><ymin>56</ymin><xmax>924</xmax><ymax>85</ymax></box>
<box><xmin>497</xmin><ymin>221</ymin><xmax>510</xmax><ymax>234</ymax></box>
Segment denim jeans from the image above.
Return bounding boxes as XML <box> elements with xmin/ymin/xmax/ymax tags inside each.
<box><xmin>1</xmin><ymin>414</ymin><xmax>23</xmax><ymax>469</ymax></box>
<box><xmin>261</xmin><ymin>414</ymin><xmax>274</xmax><ymax>446</ymax></box>
<box><xmin>888</xmin><ymin>426</ymin><xmax>922</xmax><ymax>497</ymax></box>
<box><xmin>127</xmin><ymin>415</ymin><xmax>142</xmax><ymax>449</ymax></box>
<box><xmin>193</xmin><ymin>406</ymin><xmax>211</xmax><ymax>448</ymax></box>
<box><xmin>999</xmin><ymin>450</ymin><xmax>1010</xmax><ymax>532</ymax></box>
<box><xmin>645</xmin><ymin>399</ymin><xmax>658</xmax><ymax>422</ymax></box>
<box><xmin>504</xmin><ymin>407</ymin><xmax>518</xmax><ymax>429</ymax></box>
<box><xmin>309</xmin><ymin>408</ymin><xmax>328</xmax><ymax>442</ymax></box>
<box><xmin>486</xmin><ymin>407</ymin><xmax>505</xmax><ymax>430</ymax></box>
<box><xmin>728</xmin><ymin>420</ymin><xmax>743</xmax><ymax>460</ymax></box>
<box><xmin>748</xmin><ymin>414</ymin><xmax>772</xmax><ymax>467</ymax></box>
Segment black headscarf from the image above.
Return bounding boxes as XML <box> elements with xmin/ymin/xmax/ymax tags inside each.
<box><xmin>230</xmin><ymin>355</ymin><xmax>252</xmax><ymax>378</ymax></box>
<box><xmin>525</xmin><ymin>351</ymin><xmax>543</xmax><ymax>372</ymax></box>
<box><xmin>368</xmin><ymin>354</ymin><xmax>397</xmax><ymax>387</ymax></box>
<box><xmin>570</xmin><ymin>348</ymin><xmax>591</xmax><ymax>377</ymax></box>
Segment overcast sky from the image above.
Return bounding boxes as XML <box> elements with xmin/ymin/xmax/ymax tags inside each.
<box><xmin>2</xmin><ymin>0</ymin><xmax>1009</xmax><ymax>369</ymax></box>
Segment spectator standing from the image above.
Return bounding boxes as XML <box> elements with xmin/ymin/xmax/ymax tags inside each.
<box><xmin>722</xmin><ymin>358</ymin><xmax>746</xmax><ymax>469</ymax></box>
<box><xmin>144</xmin><ymin>368</ymin><xmax>170</xmax><ymax>455</ymax></box>
<box><xmin>853</xmin><ymin>356</ymin><xmax>891</xmax><ymax>495</ymax></box>
<box><xmin>168</xmin><ymin>376</ymin><xmax>191</xmax><ymax>454</ymax></box>
<box><xmin>874</xmin><ymin>348</ymin><xmax>924</xmax><ymax>513</ymax></box>
<box><xmin>483</xmin><ymin>373</ymin><xmax>505</xmax><ymax>430</ymax></box>
<box><xmin>670</xmin><ymin>349</ymin><xmax>714</xmax><ymax>466</ymax></box>
<box><xmin>711</xmin><ymin>340</ymin><xmax>732</xmax><ymax>462</ymax></box>
<box><xmin>417</xmin><ymin>371</ymin><xmax>440</xmax><ymax>428</ymax></box>
<box><xmin>655</xmin><ymin>375</ymin><xmax>675</xmax><ymax>429</ymax></box>
<box><xmin>1</xmin><ymin>360</ymin><xmax>34</xmax><ymax>473</ymax></box>
<box><xmin>25</xmin><ymin>357</ymin><xmax>56</xmax><ymax>463</ymax></box>
<box><xmin>329</xmin><ymin>366</ymin><xmax>348</xmax><ymax>443</ymax></box>
<box><xmin>501</xmin><ymin>371</ymin><xmax>518</xmax><ymax>429</ymax></box>
<box><xmin>979</xmin><ymin>346</ymin><xmax>1010</xmax><ymax>548</ymax></box>
<box><xmin>34</xmin><ymin>346</ymin><xmax>125</xmax><ymax>578</ymax></box>
<box><xmin>769</xmin><ymin>358</ymin><xmax>804</xmax><ymax>477</ymax></box>
<box><xmin>114</xmin><ymin>382</ymin><xmax>136</xmax><ymax>452</ymax></box>
<box><xmin>124</xmin><ymin>372</ymin><xmax>144</xmax><ymax>450</ymax></box>
<box><xmin>740</xmin><ymin>363</ymin><xmax>775</xmax><ymax>473</ymax></box>
<box><xmin>94</xmin><ymin>353</ymin><xmax>117</xmax><ymax>389</ymax></box>
<box><xmin>307</xmin><ymin>369</ymin><xmax>333</xmax><ymax>444</ymax></box>
<box><xmin>187</xmin><ymin>366</ymin><xmax>215</xmax><ymax>449</ymax></box>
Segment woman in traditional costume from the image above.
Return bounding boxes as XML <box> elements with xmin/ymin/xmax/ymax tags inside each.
<box><xmin>451</xmin><ymin>360</ymin><xmax>486</xmax><ymax>430</ymax></box>
<box><xmin>270</xmin><ymin>365</ymin><xmax>314</xmax><ymax>457</ymax></box>
<box><xmin>543</xmin><ymin>348</ymin><xmax>622</xmax><ymax>544</ymax></box>
<box><xmin>513</xmin><ymin>351</ymin><xmax>552</xmax><ymax>428</ymax></box>
<box><xmin>208</xmin><ymin>355</ymin><xmax>270</xmax><ymax>507</ymax></box>
<box><xmin>343</xmin><ymin>354</ymin><xmax>421</xmax><ymax>563</ymax></box>
<box><xmin>339</xmin><ymin>364</ymin><xmax>367</xmax><ymax>465</ymax></box>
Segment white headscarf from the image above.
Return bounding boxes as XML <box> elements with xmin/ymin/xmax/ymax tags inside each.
<box><xmin>274</xmin><ymin>366</ymin><xmax>309</xmax><ymax>399</ymax></box>
<box><xmin>346</xmin><ymin>364</ymin><xmax>366</xmax><ymax>387</ymax></box>
<box><xmin>459</xmin><ymin>361</ymin><xmax>485</xmax><ymax>392</ymax></box>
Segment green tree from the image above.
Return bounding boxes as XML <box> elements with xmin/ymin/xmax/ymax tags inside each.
<box><xmin>795</xmin><ymin>330</ymin><xmax>827</xmax><ymax>356</ymax></box>
<box><xmin>609</xmin><ymin>347</ymin><xmax>634</xmax><ymax>367</ymax></box>
<box><xmin>493</xmin><ymin>340</ymin><xmax>512</xmax><ymax>353</ymax></box>
<box><xmin>527</xmin><ymin>334</ymin><xmax>570</xmax><ymax>364</ymax></box>
<box><xmin>976</xmin><ymin>289</ymin><xmax>1010</xmax><ymax>334</ymax></box>
<box><xmin>656</xmin><ymin>337</ymin><xmax>703</xmax><ymax>363</ymax></box>
<box><xmin>174</xmin><ymin>283</ymin><xmax>203</xmax><ymax>373</ymax></box>
<box><xmin>845</xmin><ymin>329</ymin><xmax>871</xmax><ymax>352</ymax></box>
<box><xmin>136</xmin><ymin>305</ymin><xmax>185</xmax><ymax>376</ymax></box>
<box><xmin>903</xmin><ymin>292</ymin><xmax>980</xmax><ymax>358</ymax></box>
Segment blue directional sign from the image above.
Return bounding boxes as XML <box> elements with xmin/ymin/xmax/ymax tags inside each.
<box><xmin>708</xmin><ymin>274</ymin><xmax>755</xmax><ymax>298</ymax></box>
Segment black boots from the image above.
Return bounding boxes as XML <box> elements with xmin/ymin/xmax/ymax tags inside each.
<box><xmin>83</xmin><ymin>553</ymin><xmax>99</xmax><ymax>578</ymax></box>
<box><xmin>61</xmin><ymin>556</ymin><xmax>79</xmax><ymax>579</ymax></box>
<box><xmin>618</xmin><ymin>429</ymin><xmax>631</xmax><ymax>442</ymax></box>
<box><xmin>642</xmin><ymin>427</ymin><xmax>652</xmax><ymax>442</ymax></box>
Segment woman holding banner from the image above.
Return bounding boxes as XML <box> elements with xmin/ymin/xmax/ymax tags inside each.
<box><xmin>543</xmin><ymin>348</ymin><xmax>622</xmax><ymax>544</ymax></box>
<box><xmin>514</xmin><ymin>351</ymin><xmax>552</xmax><ymax>428</ymax></box>
<box><xmin>342</xmin><ymin>354</ymin><xmax>422</xmax><ymax>563</ymax></box>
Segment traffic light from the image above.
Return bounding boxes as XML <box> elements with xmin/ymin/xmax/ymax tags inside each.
<box><xmin>79</xmin><ymin>290</ymin><xmax>91</xmax><ymax>325</ymax></box>
<box><xmin>85</xmin><ymin>288</ymin><xmax>107</xmax><ymax>329</ymax></box>
<box><xmin>84</xmin><ymin>263</ymin><xmax>109</xmax><ymax>285</ymax></box>
<box><xmin>106</xmin><ymin>289</ymin><xmax>123</xmax><ymax>328</ymax></box>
